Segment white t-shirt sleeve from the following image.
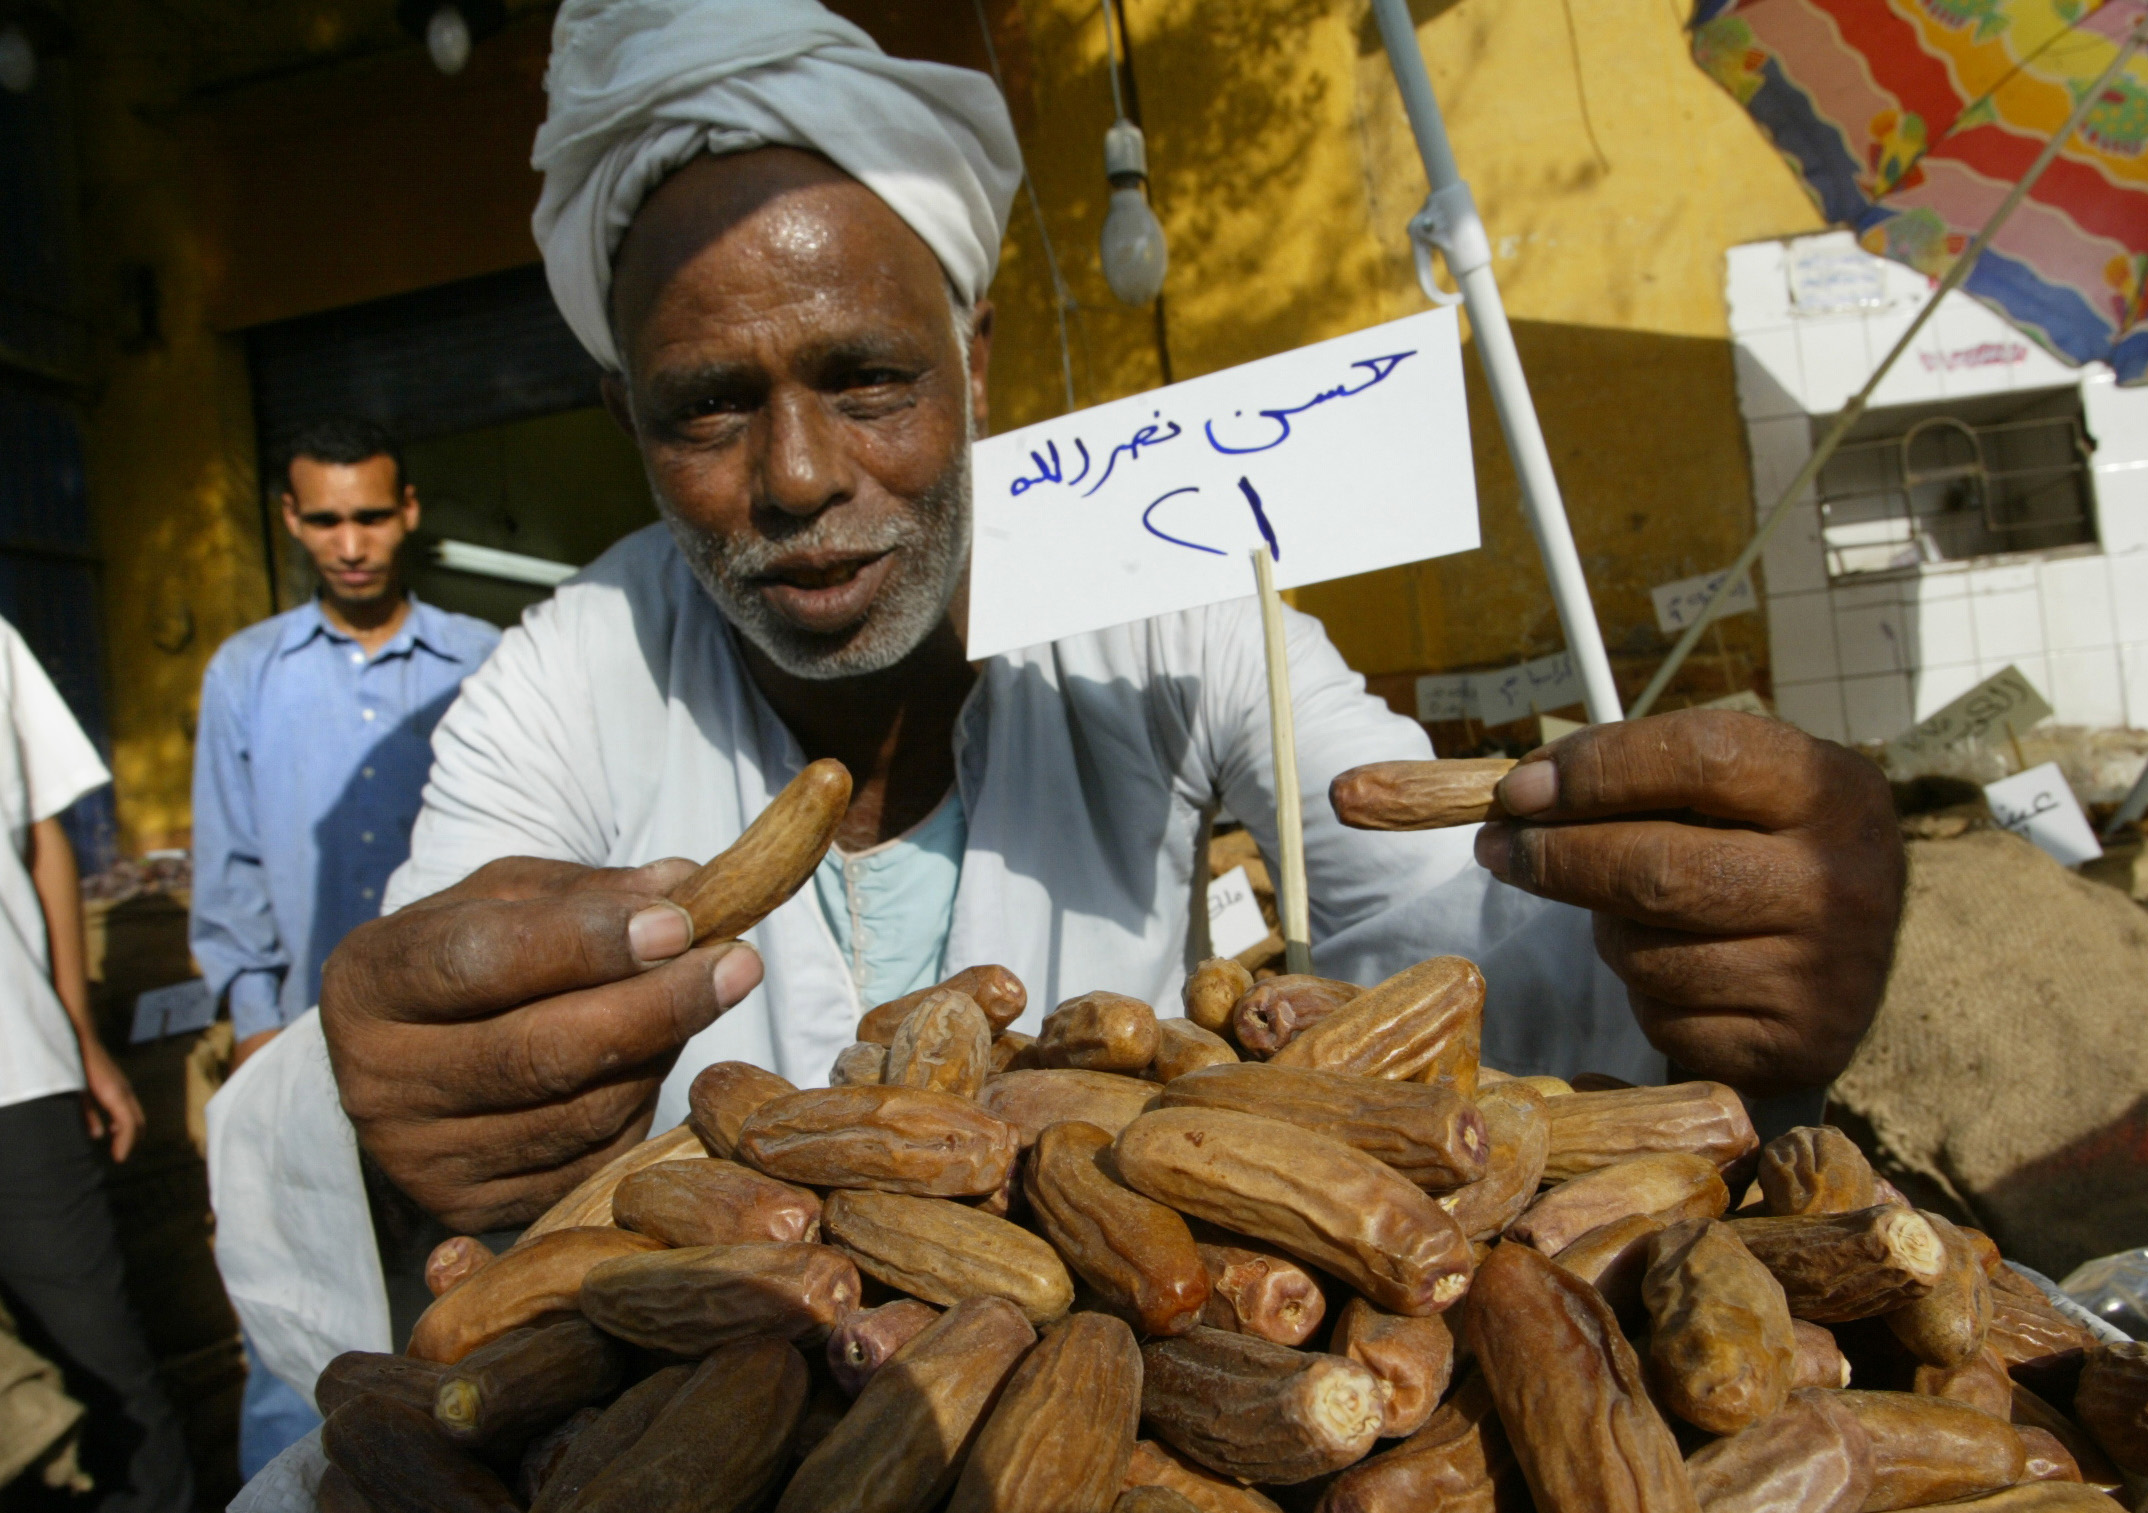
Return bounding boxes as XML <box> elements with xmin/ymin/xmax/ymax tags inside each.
<box><xmin>2</xmin><ymin>623</ymin><xmax>109</xmax><ymax>827</ymax></box>
<box><xmin>0</xmin><ymin>618</ymin><xmax>108</xmax><ymax>1108</ymax></box>
<box><xmin>384</xmin><ymin>588</ymin><xmax>615</xmax><ymax>912</ymax></box>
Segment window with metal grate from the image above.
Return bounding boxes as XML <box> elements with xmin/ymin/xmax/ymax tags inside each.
<box><xmin>1815</xmin><ymin>387</ymin><xmax>2095</xmax><ymax>580</ymax></box>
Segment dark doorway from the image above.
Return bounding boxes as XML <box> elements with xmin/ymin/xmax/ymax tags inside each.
<box><xmin>245</xmin><ymin>263</ymin><xmax>656</xmax><ymax>626</ymax></box>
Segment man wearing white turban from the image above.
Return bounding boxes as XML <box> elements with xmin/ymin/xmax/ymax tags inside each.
<box><xmin>529</xmin><ymin>0</ymin><xmax>1021</xmax><ymax>374</ymax></box>
<box><xmin>208</xmin><ymin>0</ymin><xmax>1903</xmax><ymax>1424</ymax></box>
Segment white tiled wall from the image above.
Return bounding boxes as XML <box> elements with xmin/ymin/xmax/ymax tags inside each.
<box><xmin>1729</xmin><ymin>235</ymin><xmax>2148</xmax><ymax>745</ymax></box>
<box><xmin>2088</xmin><ymin>370</ymin><xmax>2148</xmax><ymax>557</ymax></box>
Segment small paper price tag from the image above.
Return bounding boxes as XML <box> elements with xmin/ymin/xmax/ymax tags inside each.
<box><xmin>1788</xmin><ymin>241</ymin><xmax>1889</xmax><ymax>314</ymax></box>
<box><xmin>130</xmin><ymin>978</ymin><xmax>214</xmax><ymax>1045</ymax></box>
<box><xmin>1651</xmin><ymin>569</ymin><xmax>1755</xmax><ymax>635</ymax></box>
<box><xmin>1414</xmin><ymin>674</ymin><xmax>1475</xmax><ymax>723</ymax></box>
<box><xmin>1983</xmin><ymin>763</ymin><xmax>2102</xmax><ymax>868</ymax></box>
<box><xmin>1206</xmin><ymin>865</ymin><xmax>1272</xmax><ymax>959</ymax></box>
<box><xmin>1886</xmin><ymin>665</ymin><xmax>2052</xmax><ymax>769</ymax></box>
<box><xmin>1473</xmin><ymin>651</ymin><xmax>1582</xmax><ymax>725</ymax></box>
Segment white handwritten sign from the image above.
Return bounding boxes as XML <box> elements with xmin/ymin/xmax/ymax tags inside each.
<box><xmin>967</xmin><ymin>309</ymin><xmax>1478</xmax><ymax>658</ymax></box>
<box><xmin>1206</xmin><ymin>866</ymin><xmax>1272</xmax><ymax>959</ymax></box>
<box><xmin>1414</xmin><ymin>674</ymin><xmax>1475</xmax><ymax>723</ymax></box>
<box><xmin>130</xmin><ymin>978</ymin><xmax>213</xmax><ymax>1045</ymax></box>
<box><xmin>1984</xmin><ymin>762</ymin><xmax>2102</xmax><ymax>867</ymax></box>
<box><xmin>1474</xmin><ymin>651</ymin><xmax>1584</xmax><ymax>725</ymax></box>
<box><xmin>1789</xmin><ymin>242</ymin><xmax>1888</xmax><ymax>314</ymax></box>
<box><xmin>1651</xmin><ymin>569</ymin><xmax>1755</xmax><ymax>635</ymax></box>
<box><xmin>1412</xmin><ymin>652</ymin><xmax>1583</xmax><ymax>726</ymax></box>
<box><xmin>1884</xmin><ymin>665</ymin><xmax>2053</xmax><ymax>769</ymax></box>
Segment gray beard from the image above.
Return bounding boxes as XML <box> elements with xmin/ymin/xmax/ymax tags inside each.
<box><xmin>662</xmin><ymin>445</ymin><xmax>971</xmax><ymax>681</ymax></box>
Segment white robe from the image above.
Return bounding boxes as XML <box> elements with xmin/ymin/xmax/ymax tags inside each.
<box><xmin>206</xmin><ymin>523</ymin><xmax>1653</xmax><ymax>1405</ymax></box>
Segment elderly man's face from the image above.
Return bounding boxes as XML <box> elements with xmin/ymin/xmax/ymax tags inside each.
<box><xmin>607</xmin><ymin>148</ymin><xmax>990</xmax><ymax>678</ymax></box>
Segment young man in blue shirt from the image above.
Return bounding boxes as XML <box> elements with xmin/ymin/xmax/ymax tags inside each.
<box><xmin>189</xmin><ymin>418</ymin><xmax>498</xmax><ymax>1474</ymax></box>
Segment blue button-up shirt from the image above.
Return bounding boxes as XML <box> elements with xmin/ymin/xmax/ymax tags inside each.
<box><xmin>190</xmin><ymin>596</ymin><xmax>499</xmax><ymax>1039</ymax></box>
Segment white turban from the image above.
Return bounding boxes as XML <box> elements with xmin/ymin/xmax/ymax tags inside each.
<box><xmin>531</xmin><ymin>0</ymin><xmax>1023</xmax><ymax>373</ymax></box>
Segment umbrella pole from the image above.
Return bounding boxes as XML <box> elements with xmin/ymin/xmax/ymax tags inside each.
<box><xmin>1369</xmin><ymin>0</ymin><xmax>1623</xmax><ymax>726</ymax></box>
<box><xmin>1629</xmin><ymin>19</ymin><xmax>2147</xmax><ymax>719</ymax></box>
<box><xmin>2105</xmin><ymin>758</ymin><xmax>2148</xmax><ymax>841</ymax></box>
<box><xmin>1252</xmin><ymin>547</ymin><xmax>1314</xmax><ymax>976</ymax></box>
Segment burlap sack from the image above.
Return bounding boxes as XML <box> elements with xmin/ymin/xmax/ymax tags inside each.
<box><xmin>1830</xmin><ymin>828</ymin><xmax>2148</xmax><ymax>1279</ymax></box>
<box><xmin>0</xmin><ymin>1296</ymin><xmax>85</xmax><ymax>1490</ymax></box>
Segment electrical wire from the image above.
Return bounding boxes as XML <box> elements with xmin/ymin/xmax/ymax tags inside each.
<box><xmin>969</xmin><ymin>0</ymin><xmax>1079</xmax><ymax>414</ymax></box>
<box><xmin>1100</xmin><ymin>0</ymin><xmax>1128</xmax><ymax>121</ymax></box>
<box><xmin>1559</xmin><ymin>0</ymin><xmax>1611</xmax><ymax>172</ymax></box>
<box><xmin>1095</xmin><ymin>0</ymin><xmax>1174</xmax><ymax>377</ymax></box>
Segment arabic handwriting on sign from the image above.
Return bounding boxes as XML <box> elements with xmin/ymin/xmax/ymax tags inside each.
<box><xmin>1995</xmin><ymin>791</ymin><xmax>2063</xmax><ymax>830</ymax></box>
<box><xmin>1141</xmin><ymin>488</ymin><xmax>1224</xmax><ymax>557</ymax></box>
<box><xmin>1203</xmin><ymin>351</ymin><xmax>1418</xmax><ymax>456</ymax></box>
<box><xmin>1009</xmin><ymin>438</ymin><xmax>1091</xmax><ymax>497</ymax></box>
<box><xmin>1141</xmin><ymin>476</ymin><xmax>1286</xmax><ymax>559</ymax></box>
<box><xmin>1670</xmin><ymin>584</ymin><xmax>1736</xmax><ymax>627</ymax></box>
<box><xmin>1960</xmin><ymin>683</ymin><xmax>2031</xmax><ymax>731</ymax></box>
<box><xmin>1525</xmin><ymin>654</ymin><xmax>1572</xmax><ymax>691</ymax></box>
<box><xmin>1238</xmin><ymin>477</ymin><xmax>1279</xmax><ymax>561</ymax></box>
<box><xmin>1888</xmin><ymin>667</ymin><xmax>2051</xmax><ymax>762</ymax></box>
<box><xmin>1084</xmin><ymin>413</ymin><xmax>1184</xmax><ymax>499</ymax></box>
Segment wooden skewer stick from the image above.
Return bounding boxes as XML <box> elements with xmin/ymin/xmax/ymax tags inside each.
<box><xmin>1252</xmin><ymin>547</ymin><xmax>1313</xmax><ymax>976</ymax></box>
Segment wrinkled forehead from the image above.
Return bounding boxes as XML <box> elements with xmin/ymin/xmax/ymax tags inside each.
<box><xmin>609</xmin><ymin>146</ymin><xmax>954</xmax><ymax>374</ymax></box>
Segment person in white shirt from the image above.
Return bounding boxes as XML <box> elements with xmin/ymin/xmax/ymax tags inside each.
<box><xmin>208</xmin><ymin>0</ymin><xmax>1904</xmax><ymax>1405</ymax></box>
<box><xmin>0</xmin><ymin>617</ymin><xmax>191</xmax><ymax>1512</ymax></box>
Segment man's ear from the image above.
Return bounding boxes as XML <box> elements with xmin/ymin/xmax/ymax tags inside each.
<box><xmin>967</xmin><ymin>299</ymin><xmax>996</xmax><ymax>439</ymax></box>
<box><xmin>601</xmin><ymin>373</ymin><xmax>637</xmax><ymax>439</ymax></box>
<box><xmin>279</xmin><ymin>493</ymin><xmax>303</xmax><ymax>539</ymax></box>
<box><xmin>401</xmin><ymin>482</ymin><xmax>422</xmax><ymax>533</ymax></box>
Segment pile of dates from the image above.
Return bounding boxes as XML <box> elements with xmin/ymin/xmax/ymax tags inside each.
<box><xmin>315</xmin><ymin>953</ymin><xmax>2148</xmax><ymax>1513</ymax></box>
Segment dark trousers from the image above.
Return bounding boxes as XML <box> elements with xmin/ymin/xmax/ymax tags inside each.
<box><xmin>0</xmin><ymin>1093</ymin><xmax>192</xmax><ymax>1513</ymax></box>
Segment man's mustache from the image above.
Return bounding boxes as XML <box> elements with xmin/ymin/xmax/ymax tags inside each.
<box><xmin>704</xmin><ymin>515</ymin><xmax>928</xmax><ymax>578</ymax></box>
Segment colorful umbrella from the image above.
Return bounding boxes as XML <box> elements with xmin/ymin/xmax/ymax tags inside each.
<box><xmin>1692</xmin><ymin>0</ymin><xmax>2148</xmax><ymax>384</ymax></box>
<box><xmin>1631</xmin><ymin>1</ymin><xmax>2143</xmax><ymax>715</ymax></box>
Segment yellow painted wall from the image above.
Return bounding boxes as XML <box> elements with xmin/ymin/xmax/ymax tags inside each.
<box><xmin>991</xmin><ymin>0</ymin><xmax>1831</xmax><ymax>716</ymax></box>
<box><xmin>64</xmin><ymin>8</ymin><xmax>278</xmax><ymax>854</ymax></box>
<box><xmin>65</xmin><ymin>0</ymin><xmax>1828</xmax><ymax>854</ymax></box>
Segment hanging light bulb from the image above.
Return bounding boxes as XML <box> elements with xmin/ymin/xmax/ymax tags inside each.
<box><xmin>425</xmin><ymin>4</ymin><xmax>472</xmax><ymax>74</ymax></box>
<box><xmin>0</xmin><ymin>25</ymin><xmax>36</xmax><ymax>94</ymax></box>
<box><xmin>1099</xmin><ymin>119</ymin><xmax>1167</xmax><ymax>306</ymax></box>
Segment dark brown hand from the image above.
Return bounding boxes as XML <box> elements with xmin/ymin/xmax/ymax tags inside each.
<box><xmin>320</xmin><ymin>857</ymin><xmax>762</xmax><ymax>1232</ymax></box>
<box><xmin>1474</xmin><ymin>709</ymin><xmax>1904</xmax><ymax>1097</ymax></box>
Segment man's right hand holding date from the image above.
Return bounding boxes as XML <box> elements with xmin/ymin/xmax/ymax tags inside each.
<box><xmin>319</xmin><ymin>856</ymin><xmax>762</xmax><ymax>1235</ymax></box>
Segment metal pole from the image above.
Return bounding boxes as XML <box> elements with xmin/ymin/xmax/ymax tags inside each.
<box><xmin>2103</xmin><ymin>758</ymin><xmax>2148</xmax><ymax>841</ymax></box>
<box><xmin>1370</xmin><ymin>0</ymin><xmax>1623</xmax><ymax>725</ymax></box>
<box><xmin>1629</xmin><ymin>20</ymin><xmax>2146</xmax><ymax>719</ymax></box>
